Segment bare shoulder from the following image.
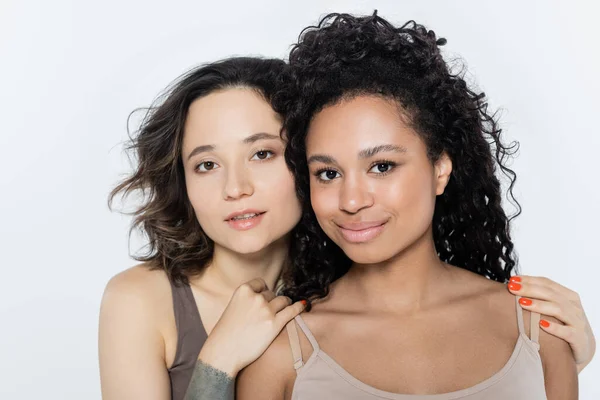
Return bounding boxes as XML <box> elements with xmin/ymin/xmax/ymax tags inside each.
<box><xmin>100</xmin><ymin>262</ymin><xmax>175</xmax><ymax>357</ymax></box>
<box><xmin>236</xmin><ymin>319</ymin><xmax>298</xmax><ymax>400</ymax></box>
<box><xmin>103</xmin><ymin>262</ymin><xmax>171</xmax><ymax>301</ymax></box>
<box><xmin>99</xmin><ymin>263</ymin><xmax>175</xmax><ymax>399</ymax></box>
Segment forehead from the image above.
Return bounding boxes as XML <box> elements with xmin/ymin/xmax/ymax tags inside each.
<box><xmin>183</xmin><ymin>87</ymin><xmax>281</xmax><ymax>146</ymax></box>
<box><xmin>306</xmin><ymin>95</ymin><xmax>417</xmax><ymax>152</ymax></box>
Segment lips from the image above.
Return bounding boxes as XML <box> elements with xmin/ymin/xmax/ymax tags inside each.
<box><xmin>335</xmin><ymin>219</ymin><xmax>388</xmax><ymax>243</ymax></box>
<box><xmin>225</xmin><ymin>209</ymin><xmax>267</xmax><ymax>231</ymax></box>
<box><xmin>225</xmin><ymin>209</ymin><xmax>266</xmax><ymax>221</ymax></box>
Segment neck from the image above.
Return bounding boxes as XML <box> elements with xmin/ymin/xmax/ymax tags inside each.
<box><xmin>343</xmin><ymin>227</ymin><xmax>451</xmax><ymax>312</ymax></box>
<box><xmin>197</xmin><ymin>235</ymin><xmax>290</xmax><ymax>297</ymax></box>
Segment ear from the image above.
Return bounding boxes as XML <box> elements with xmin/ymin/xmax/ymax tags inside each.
<box><xmin>434</xmin><ymin>152</ymin><xmax>452</xmax><ymax>195</ymax></box>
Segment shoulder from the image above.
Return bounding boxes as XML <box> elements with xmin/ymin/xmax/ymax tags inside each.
<box><xmin>99</xmin><ymin>263</ymin><xmax>174</xmax><ymax>398</ymax></box>
<box><xmin>100</xmin><ymin>263</ymin><xmax>175</xmax><ymax>345</ymax></box>
<box><xmin>236</xmin><ymin>319</ymin><xmax>299</xmax><ymax>400</ymax></box>
<box><xmin>102</xmin><ymin>263</ymin><xmax>175</xmax><ymax>314</ymax></box>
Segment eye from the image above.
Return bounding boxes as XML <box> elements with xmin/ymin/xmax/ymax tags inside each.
<box><xmin>369</xmin><ymin>161</ymin><xmax>396</xmax><ymax>174</ymax></box>
<box><xmin>196</xmin><ymin>161</ymin><xmax>220</xmax><ymax>172</ymax></box>
<box><xmin>251</xmin><ymin>150</ymin><xmax>274</xmax><ymax>161</ymax></box>
<box><xmin>316</xmin><ymin>169</ymin><xmax>340</xmax><ymax>181</ymax></box>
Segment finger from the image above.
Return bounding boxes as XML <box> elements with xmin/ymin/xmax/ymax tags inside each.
<box><xmin>260</xmin><ymin>290</ymin><xmax>276</xmax><ymax>302</ymax></box>
<box><xmin>274</xmin><ymin>301</ymin><xmax>307</xmax><ymax>329</ymax></box>
<box><xmin>539</xmin><ymin>318</ymin><xmax>577</xmax><ymax>346</ymax></box>
<box><xmin>269</xmin><ymin>295</ymin><xmax>292</xmax><ymax>313</ymax></box>
<box><xmin>507</xmin><ymin>280</ymin><xmax>557</xmax><ymax>302</ymax></box>
<box><xmin>517</xmin><ymin>298</ymin><xmax>578</xmax><ymax>327</ymax></box>
<box><xmin>238</xmin><ymin>278</ymin><xmax>268</xmax><ymax>294</ymax></box>
<box><xmin>510</xmin><ymin>275</ymin><xmax>580</xmax><ymax>303</ymax></box>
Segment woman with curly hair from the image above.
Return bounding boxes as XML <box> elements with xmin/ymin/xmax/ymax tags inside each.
<box><xmin>237</xmin><ymin>12</ymin><xmax>578</xmax><ymax>399</ymax></box>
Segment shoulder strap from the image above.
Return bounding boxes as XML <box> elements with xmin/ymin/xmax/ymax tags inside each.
<box><xmin>285</xmin><ymin>315</ymin><xmax>320</xmax><ymax>373</ymax></box>
<box><xmin>285</xmin><ymin>320</ymin><xmax>304</xmax><ymax>371</ymax></box>
<box><xmin>529</xmin><ymin>311</ymin><xmax>540</xmax><ymax>345</ymax></box>
<box><xmin>515</xmin><ymin>296</ymin><xmax>541</xmax><ymax>349</ymax></box>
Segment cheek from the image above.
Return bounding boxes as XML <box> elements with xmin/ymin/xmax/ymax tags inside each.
<box><xmin>185</xmin><ymin>173</ymin><xmax>221</xmax><ymax>226</ymax></box>
<box><xmin>383</xmin><ymin>167</ymin><xmax>437</xmax><ymax>222</ymax></box>
<box><xmin>310</xmin><ymin>183</ymin><xmax>338</xmax><ymax>224</ymax></box>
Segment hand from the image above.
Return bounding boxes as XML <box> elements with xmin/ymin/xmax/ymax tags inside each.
<box><xmin>197</xmin><ymin>278</ymin><xmax>305</xmax><ymax>377</ymax></box>
<box><xmin>508</xmin><ymin>275</ymin><xmax>596</xmax><ymax>373</ymax></box>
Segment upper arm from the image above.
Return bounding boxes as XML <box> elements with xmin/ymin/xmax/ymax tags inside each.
<box><xmin>99</xmin><ymin>268</ymin><xmax>171</xmax><ymax>400</ymax></box>
<box><xmin>236</xmin><ymin>328</ymin><xmax>296</xmax><ymax>400</ymax></box>
<box><xmin>539</xmin><ymin>316</ymin><xmax>578</xmax><ymax>400</ymax></box>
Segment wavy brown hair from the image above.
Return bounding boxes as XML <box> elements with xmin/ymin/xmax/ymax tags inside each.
<box><xmin>109</xmin><ymin>57</ymin><xmax>288</xmax><ymax>285</ymax></box>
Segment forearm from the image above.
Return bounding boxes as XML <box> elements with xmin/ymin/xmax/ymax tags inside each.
<box><xmin>183</xmin><ymin>360</ymin><xmax>235</xmax><ymax>400</ymax></box>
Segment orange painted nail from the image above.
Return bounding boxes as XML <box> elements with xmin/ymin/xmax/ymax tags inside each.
<box><xmin>508</xmin><ymin>282</ymin><xmax>522</xmax><ymax>291</ymax></box>
<box><xmin>300</xmin><ymin>300</ymin><xmax>307</xmax><ymax>306</ymax></box>
<box><xmin>510</xmin><ymin>276</ymin><xmax>522</xmax><ymax>283</ymax></box>
<box><xmin>519</xmin><ymin>298</ymin><xmax>532</xmax><ymax>306</ymax></box>
<box><xmin>540</xmin><ymin>319</ymin><xmax>550</xmax><ymax>328</ymax></box>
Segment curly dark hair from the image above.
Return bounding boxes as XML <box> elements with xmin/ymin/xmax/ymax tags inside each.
<box><xmin>277</xmin><ymin>12</ymin><xmax>521</xmax><ymax>306</ymax></box>
<box><xmin>109</xmin><ymin>57</ymin><xmax>289</xmax><ymax>285</ymax></box>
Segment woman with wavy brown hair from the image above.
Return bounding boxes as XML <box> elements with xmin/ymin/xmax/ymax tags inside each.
<box><xmin>99</xmin><ymin>57</ymin><xmax>307</xmax><ymax>400</ymax></box>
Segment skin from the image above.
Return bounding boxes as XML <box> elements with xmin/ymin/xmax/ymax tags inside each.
<box><xmin>237</xmin><ymin>95</ymin><xmax>578</xmax><ymax>399</ymax></box>
<box><xmin>98</xmin><ymin>88</ymin><xmax>304</xmax><ymax>400</ymax></box>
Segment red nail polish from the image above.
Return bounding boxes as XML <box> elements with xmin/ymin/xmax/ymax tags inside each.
<box><xmin>508</xmin><ymin>282</ymin><xmax>522</xmax><ymax>291</ymax></box>
<box><xmin>300</xmin><ymin>300</ymin><xmax>307</xmax><ymax>306</ymax></box>
<box><xmin>519</xmin><ymin>298</ymin><xmax>532</xmax><ymax>306</ymax></box>
<box><xmin>510</xmin><ymin>276</ymin><xmax>522</xmax><ymax>283</ymax></box>
<box><xmin>540</xmin><ymin>320</ymin><xmax>550</xmax><ymax>328</ymax></box>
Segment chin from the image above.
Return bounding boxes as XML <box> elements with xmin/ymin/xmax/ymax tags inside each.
<box><xmin>227</xmin><ymin>239</ymin><xmax>270</xmax><ymax>255</ymax></box>
<box><xmin>339</xmin><ymin>245</ymin><xmax>394</xmax><ymax>265</ymax></box>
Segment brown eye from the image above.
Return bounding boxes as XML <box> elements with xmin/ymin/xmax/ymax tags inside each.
<box><xmin>316</xmin><ymin>169</ymin><xmax>340</xmax><ymax>181</ymax></box>
<box><xmin>196</xmin><ymin>161</ymin><xmax>219</xmax><ymax>172</ymax></box>
<box><xmin>376</xmin><ymin>163</ymin><xmax>390</xmax><ymax>172</ymax></box>
<box><xmin>369</xmin><ymin>161</ymin><xmax>396</xmax><ymax>174</ymax></box>
<box><xmin>251</xmin><ymin>150</ymin><xmax>274</xmax><ymax>161</ymax></box>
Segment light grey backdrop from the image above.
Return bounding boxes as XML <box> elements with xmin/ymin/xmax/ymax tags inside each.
<box><xmin>1</xmin><ymin>0</ymin><xmax>598</xmax><ymax>398</ymax></box>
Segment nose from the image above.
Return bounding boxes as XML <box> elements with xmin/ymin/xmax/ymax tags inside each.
<box><xmin>339</xmin><ymin>175</ymin><xmax>373</xmax><ymax>214</ymax></box>
<box><xmin>223</xmin><ymin>162</ymin><xmax>254</xmax><ymax>200</ymax></box>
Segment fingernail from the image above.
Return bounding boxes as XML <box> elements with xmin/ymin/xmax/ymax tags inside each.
<box><xmin>519</xmin><ymin>298</ymin><xmax>532</xmax><ymax>306</ymax></box>
<box><xmin>510</xmin><ymin>276</ymin><xmax>522</xmax><ymax>283</ymax></box>
<box><xmin>300</xmin><ymin>300</ymin><xmax>307</xmax><ymax>306</ymax></box>
<box><xmin>540</xmin><ymin>319</ymin><xmax>550</xmax><ymax>328</ymax></box>
<box><xmin>508</xmin><ymin>283</ymin><xmax>522</xmax><ymax>291</ymax></box>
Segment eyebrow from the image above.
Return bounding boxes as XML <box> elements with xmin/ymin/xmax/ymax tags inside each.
<box><xmin>186</xmin><ymin>132</ymin><xmax>280</xmax><ymax>161</ymax></box>
<box><xmin>307</xmin><ymin>144</ymin><xmax>407</xmax><ymax>165</ymax></box>
<box><xmin>358</xmin><ymin>144</ymin><xmax>407</xmax><ymax>159</ymax></box>
<box><xmin>243</xmin><ymin>132</ymin><xmax>280</xmax><ymax>144</ymax></box>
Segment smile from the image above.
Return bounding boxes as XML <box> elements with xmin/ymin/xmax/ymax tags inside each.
<box><xmin>335</xmin><ymin>220</ymin><xmax>388</xmax><ymax>244</ymax></box>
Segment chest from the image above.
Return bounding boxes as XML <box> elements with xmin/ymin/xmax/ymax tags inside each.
<box><xmin>306</xmin><ymin>312</ymin><xmax>519</xmax><ymax>394</ymax></box>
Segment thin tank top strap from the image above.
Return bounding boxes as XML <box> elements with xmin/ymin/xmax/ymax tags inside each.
<box><xmin>530</xmin><ymin>312</ymin><xmax>541</xmax><ymax>345</ymax></box>
<box><xmin>294</xmin><ymin>314</ymin><xmax>320</xmax><ymax>351</ymax></box>
<box><xmin>286</xmin><ymin>315</ymin><xmax>320</xmax><ymax>373</ymax></box>
<box><xmin>285</xmin><ymin>319</ymin><xmax>304</xmax><ymax>371</ymax></box>
<box><xmin>515</xmin><ymin>295</ymin><xmax>526</xmax><ymax>334</ymax></box>
<box><xmin>515</xmin><ymin>295</ymin><xmax>541</xmax><ymax>349</ymax></box>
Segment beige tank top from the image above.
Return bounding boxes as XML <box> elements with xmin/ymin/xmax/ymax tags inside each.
<box><xmin>286</xmin><ymin>296</ymin><xmax>546</xmax><ymax>399</ymax></box>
